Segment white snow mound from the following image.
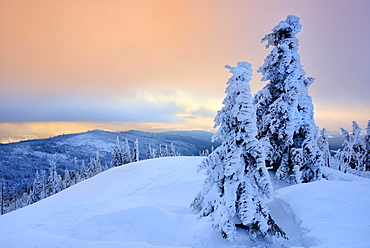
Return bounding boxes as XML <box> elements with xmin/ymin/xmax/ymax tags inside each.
<box><xmin>0</xmin><ymin>157</ymin><xmax>369</xmax><ymax>248</ymax></box>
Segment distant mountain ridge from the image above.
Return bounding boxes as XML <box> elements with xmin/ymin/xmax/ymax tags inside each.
<box><xmin>0</xmin><ymin>129</ymin><xmax>220</xmax><ymax>193</ymax></box>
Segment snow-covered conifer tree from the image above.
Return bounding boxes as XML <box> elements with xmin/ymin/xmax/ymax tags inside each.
<box><xmin>39</xmin><ymin>170</ymin><xmax>47</xmax><ymax>199</ymax></box>
<box><xmin>169</xmin><ymin>143</ymin><xmax>176</xmax><ymax>157</ymax></box>
<box><xmin>55</xmin><ymin>174</ymin><xmax>63</xmax><ymax>193</ymax></box>
<box><xmin>146</xmin><ymin>144</ymin><xmax>154</xmax><ymax>159</ymax></box>
<box><xmin>350</xmin><ymin>121</ymin><xmax>366</xmax><ymax>174</ymax></box>
<box><xmin>0</xmin><ymin>178</ymin><xmax>4</xmax><ymax>215</ymax></box>
<box><xmin>191</xmin><ymin>62</ymin><xmax>285</xmax><ymax>241</ymax></box>
<box><xmin>47</xmin><ymin>160</ymin><xmax>61</xmax><ymax>196</ymax></box>
<box><xmin>73</xmin><ymin>157</ymin><xmax>79</xmax><ymax>171</ymax></box>
<box><xmin>73</xmin><ymin>170</ymin><xmax>81</xmax><ymax>184</ymax></box>
<box><xmin>364</xmin><ymin>120</ymin><xmax>370</xmax><ymax>171</ymax></box>
<box><xmin>89</xmin><ymin>151</ymin><xmax>102</xmax><ymax>177</ymax></box>
<box><xmin>340</xmin><ymin>121</ymin><xmax>366</xmax><ymax>174</ymax></box>
<box><xmin>253</xmin><ymin>15</ymin><xmax>323</xmax><ymax>183</ymax></box>
<box><xmin>62</xmin><ymin>168</ymin><xmax>73</xmax><ymax>189</ymax></box>
<box><xmin>19</xmin><ymin>192</ymin><xmax>29</xmax><ymax>208</ymax></box>
<box><xmin>164</xmin><ymin>145</ymin><xmax>169</xmax><ymax>157</ymax></box>
<box><xmin>122</xmin><ymin>139</ymin><xmax>132</xmax><ymax>164</ymax></box>
<box><xmin>155</xmin><ymin>144</ymin><xmax>162</xmax><ymax>158</ymax></box>
<box><xmin>80</xmin><ymin>160</ymin><xmax>89</xmax><ymax>180</ymax></box>
<box><xmin>339</xmin><ymin>127</ymin><xmax>351</xmax><ymax>172</ymax></box>
<box><xmin>29</xmin><ymin>170</ymin><xmax>46</xmax><ymax>204</ymax></box>
<box><xmin>112</xmin><ymin>136</ymin><xmax>123</xmax><ymax>167</ymax></box>
<box><xmin>132</xmin><ymin>138</ymin><xmax>140</xmax><ymax>162</ymax></box>
<box><xmin>318</xmin><ymin>128</ymin><xmax>331</xmax><ymax>167</ymax></box>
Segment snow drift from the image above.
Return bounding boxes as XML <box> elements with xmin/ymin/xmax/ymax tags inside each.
<box><xmin>0</xmin><ymin>157</ymin><xmax>369</xmax><ymax>247</ymax></box>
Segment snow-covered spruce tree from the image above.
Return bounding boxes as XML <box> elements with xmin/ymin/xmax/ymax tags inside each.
<box><xmin>19</xmin><ymin>192</ymin><xmax>30</xmax><ymax>208</ymax></box>
<box><xmin>191</xmin><ymin>62</ymin><xmax>286</xmax><ymax>241</ymax></box>
<box><xmin>112</xmin><ymin>136</ymin><xmax>123</xmax><ymax>167</ymax></box>
<box><xmin>70</xmin><ymin>158</ymin><xmax>80</xmax><ymax>184</ymax></box>
<box><xmin>350</xmin><ymin>121</ymin><xmax>366</xmax><ymax>174</ymax></box>
<box><xmin>318</xmin><ymin>128</ymin><xmax>331</xmax><ymax>167</ymax></box>
<box><xmin>364</xmin><ymin>120</ymin><xmax>370</xmax><ymax>171</ymax></box>
<box><xmin>89</xmin><ymin>151</ymin><xmax>102</xmax><ymax>177</ymax></box>
<box><xmin>73</xmin><ymin>157</ymin><xmax>79</xmax><ymax>171</ymax></box>
<box><xmin>339</xmin><ymin>121</ymin><xmax>366</xmax><ymax>174</ymax></box>
<box><xmin>253</xmin><ymin>15</ymin><xmax>323</xmax><ymax>183</ymax></box>
<box><xmin>132</xmin><ymin>138</ymin><xmax>140</xmax><ymax>162</ymax></box>
<box><xmin>62</xmin><ymin>168</ymin><xmax>73</xmax><ymax>189</ymax></box>
<box><xmin>155</xmin><ymin>144</ymin><xmax>162</xmax><ymax>158</ymax></box>
<box><xmin>29</xmin><ymin>170</ymin><xmax>46</xmax><ymax>204</ymax></box>
<box><xmin>146</xmin><ymin>143</ymin><xmax>154</xmax><ymax>159</ymax></box>
<box><xmin>122</xmin><ymin>139</ymin><xmax>132</xmax><ymax>164</ymax></box>
<box><xmin>80</xmin><ymin>160</ymin><xmax>89</xmax><ymax>181</ymax></box>
<box><xmin>0</xmin><ymin>178</ymin><xmax>4</xmax><ymax>215</ymax></box>
<box><xmin>46</xmin><ymin>160</ymin><xmax>62</xmax><ymax>196</ymax></box>
<box><xmin>169</xmin><ymin>143</ymin><xmax>178</xmax><ymax>156</ymax></box>
<box><xmin>164</xmin><ymin>145</ymin><xmax>169</xmax><ymax>157</ymax></box>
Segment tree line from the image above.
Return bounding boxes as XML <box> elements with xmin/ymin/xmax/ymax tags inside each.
<box><xmin>318</xmin><ymin>120</ymin><xmax>370</xmax><ymax>176</ymax></box>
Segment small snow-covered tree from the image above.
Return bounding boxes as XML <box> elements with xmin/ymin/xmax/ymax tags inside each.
<box><xmin>253</xmin><ymin>15</ymin><xmax>323</xmax><ymax>183</ymax></box>
<box><xmin>339</xmin><ymin>121</ymin><xmax>366</xmax><ymax>174</ymax></box>
<box><xmin>199</xmin><ymin>149</ymin><xmax>210</xmax><ymax>157</ymax></box>
<box><xmin>112</xmin><ymin>136</ymin><xmax>123</xmax><ymax>167</ymax></box>
<box><xmin>132</xmin><ymin>138</ymin><xmax>140</xmax><ymax>162</ymax></box>
<box><xmin>46</xmin><ymin>160</ymin><xmax>62</xmax><ymax>196</ymax></box>
<box><xmin>164</xmin><ymin>145</ymin><xmax>169</xmax><ymax>157</ymax></box>
<box><xmin>318</xmin><ymin>128</ymin><xmax>331</xmax><ymax>167</ymax></box>
<box><xmin>191</xmin><ymin>62</ymin><xmax>285</xmax><ymax>241</ymax></box>
<box><xmin>62</xmin><ymin>168</ymin><xmax>73</xmax><ymax>189</ymax></box>
<box><xmin>350</xmin><ymin>121</ymin><xmax>366</xmax><ymax>174</ymax></box>
<box><xmin>169</xmin><ymin>143</ymin><xmax>176</xmax><ymax>157</ymax></box>
<box><xmin>73</xmin><ymin>170</ymin><xmax>81</xmax><ymax>184</ymax></box>
<box><xmin>39</xmin><ymin>170</ymin><xmax>47</xmax><ymax>199</ymax></box>
<box><xmin>19</xmin><ymin>192</ymin><xmax>29</xmax><ymax>208</ymax></box>
<box><xmin>73</xmin><ymin>157</ymin><xmax>79</xmax><ymax>171</ymax></box>
<box><xmin>70</xmin><ymin>158</ymin><xmax>79</xmax><ymax>185</ymax></box>
<box><xmin>339</xmin><ymin>127</ymin><xmax>351</xmax><ymax>173</ymax></box>
<box><xmin>89</xmin><ymin>151</ymin><xmax>102</xmax><ymax>177</ymax></box>
<box><xmin>364</xmin><ymin>120</ymin><xmax>370</xmax><ymax>171</ymax></box>
<box><xmin>80</xmin><ymin>160</ymin><xmax>89</xmax><ymax>180</ymax></box>
<box><xmin>155</xmin><ymin>144</ymin><xmax>162</xmax><ymax>158</ymax></box>
<box><xmin>1</xmin><ymin>178</ymin><xmax>4</xmax><ymax>215</ymax></box>
<box><xmin>146</xmin><ymin>143</ymin><xmax>154</xmax><ymax>159</ymax></box>
<box><xmin>29</xmin><ymin>170</ymin><xmax>46</xmax><ymax>204</ymax></box>
<box><xmin>122</xmin><ymin>139</ymin><xmax>132</xmax><ymax>164</ymax></box>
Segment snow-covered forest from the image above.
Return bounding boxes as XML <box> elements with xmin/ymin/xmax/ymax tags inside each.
<box><xmin>0</xmin><ymin>15</ymin><xmax>369</xmax><ymax>247</ymax></box>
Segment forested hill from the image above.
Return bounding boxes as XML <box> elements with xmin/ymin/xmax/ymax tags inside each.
<box><xmin>0</xmin><ymin>129</ymin><xmax>220</xmax><ymax>193</ymax></box>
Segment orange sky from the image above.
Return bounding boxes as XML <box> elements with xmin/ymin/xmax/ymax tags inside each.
<box><xmin>0</xmin><ymin>0</ymin><xmax>369</xmax><ymax>142</ymax></box>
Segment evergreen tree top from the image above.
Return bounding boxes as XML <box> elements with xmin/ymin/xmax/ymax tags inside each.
<box><xmin>213</xmin><ymin>61</ymin><xmax>254</xmax><ymax>142</ymax></box>
<box><xmin>262</xmin><ymin>15</ymin><xmax>301</xmax><ymax>48</ymax></box>
<box><xmin>224</xmin><ymin>61</ymin><xmax>252</xmax><ymax>80</ymax></box>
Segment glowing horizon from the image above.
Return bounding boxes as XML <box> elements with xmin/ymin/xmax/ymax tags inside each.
<box><xmin>1</xmin><ymin>0</ymin><xmax>369</xmax><ymax>143</ymax></box>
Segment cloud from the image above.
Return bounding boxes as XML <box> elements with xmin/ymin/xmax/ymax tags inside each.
<box><xmin>0</xmin><ymin>93</ymin><xmax>184</xmax><ymax>123</ymax></box>
<box><xmin>191</xmin><ymin>107</ymin><xmax>216</xmax><ymax>118</ymax></box>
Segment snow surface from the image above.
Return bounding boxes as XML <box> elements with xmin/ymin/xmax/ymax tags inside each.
<box><xmin>0</xmin><ymin>157</ymin><xmax>369</xmax><ymax>248</ymax></box>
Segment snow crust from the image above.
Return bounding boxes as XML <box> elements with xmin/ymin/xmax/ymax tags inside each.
<box><xmin>0</xmin><ymin>157</ymin><xmax>369</xmax><ymax>247</ymax></box>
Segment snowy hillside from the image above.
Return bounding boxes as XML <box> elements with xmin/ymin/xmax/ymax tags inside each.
<box><xmin>0</xmin><ymin>157</ymin><xmax>369</xmax><ymax>248</ymax></box>
<box><xmin>0</xmin><ymin>129</ymin><xmax>219</xmax><ymax>194</ymax></box>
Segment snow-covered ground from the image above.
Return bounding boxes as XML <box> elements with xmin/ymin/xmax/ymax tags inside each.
<box><xmin>0</xmin><ymin>157</ymin><xmax>369</xmax><ymax>248</ymax></box>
